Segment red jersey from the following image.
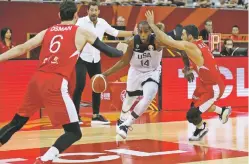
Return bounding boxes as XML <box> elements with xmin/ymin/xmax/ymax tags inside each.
<box><xmin>192</xmin><ymin>40</ymin><xmax>224</xmax><ymax>86</ymax></box>
<box><xmin>0</xmin><ymin>41</ymin><xmax>15</xmax><ymax>54</ymax></box>
<box><xmin>38</xmin><ymin>24</ymin><xmax>80</xmax><ymax>80</ymax></box>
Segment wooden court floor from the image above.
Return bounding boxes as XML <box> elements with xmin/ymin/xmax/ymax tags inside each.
<box><xmin>0</xmin><ymin>110</ymin><xmax>248</xmax><ymax>164</ymax></box>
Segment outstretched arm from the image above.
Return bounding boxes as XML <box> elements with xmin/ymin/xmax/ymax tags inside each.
<box><xmin>117</xmin><ymin>31</ymin><xmax>134</xmax><ymax>37</ymax></box>
<box><xmin>0</xmin><ymin>30</ymin><xmax>47</xmax><ymax>62</ymax></box>
<box><xmin>145</xmin><ymin>10</ymin><xmax>204</xmax><ymax>66</ymax></box>
<box><xmin>102</xmin><ymin>38</ymin><xmax>134</xmax><ymax>77</ymax></box>
<box><xmin>104</xmin><ymin>20</ymin><xmax>134</xmax><ymax>38</ymax></box>
<box><xmin>145</xmin><ymin>11</ymin><xmax>190</xmax><ymax>51</ymax></box>
<box><xmin>76</xmin><ymin>27</ymin><xmax>123</xmax><ymax>58</ymax></box>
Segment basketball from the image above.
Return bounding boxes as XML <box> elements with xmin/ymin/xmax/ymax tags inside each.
<box><xmin>91</xmin><ymin>74</ymin><xmax>108</xmax><ymax>93</ymax></box>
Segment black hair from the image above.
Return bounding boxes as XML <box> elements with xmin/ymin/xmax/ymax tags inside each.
<box><xmin>88</xmin><ymin>1</ymin><xmax>98</xmax><ymax>10</ymax></box>
<box><xmin>175</xmin><ymin>24</ymin><xmax>183</xmax><ymax>28</ymax></box>
<box><xmin>1</xmin><ymin>27</ymin><xmax>12</xmax><ymax>45</ymax></box>
<box><xmin>138</xmin><ymin>20</ymin><xmax>151</xmax><ymax>30</ymax></box>
<box><xmin>224</xmin><ymin>38</ymin><xmax>233</xmax><ymax>45</ymax></box>
<box><xmin>232</xmin><ymin>25</ymin><xmax>239</xmax><ymax>29</ymax></box>
<box><xmin>60</xmin><ymin>0</ymin><xmax>77</xmax><ymax>21</ymax></box>
<box><xmin>183</xmin><ymin>24</ymin><xmax>199</xmax><ymax>39</ymax></box>
<box><xmin>205</xmin><ymin>20</ymin><xmax>212</xmax><ymax>25</ymax></box>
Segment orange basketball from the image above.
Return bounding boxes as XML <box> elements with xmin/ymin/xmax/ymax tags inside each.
<box><xmin>91</xmin><ymin>74</ymin><xmax>108</xmax><ymax>93</ymax></box>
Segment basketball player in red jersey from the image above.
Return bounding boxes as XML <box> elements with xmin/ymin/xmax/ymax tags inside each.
<box><xmin>145</xmin><ymin>11</ymin><xmax>232</xmax><ymax>141</ymax></box>
<box><xmin>0</xmin><ymin>1</ymin><xmax>122</xmax><ymax>163</ymax></box>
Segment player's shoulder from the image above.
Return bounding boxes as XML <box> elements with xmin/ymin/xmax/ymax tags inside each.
<box><xmin>182</xmin><ymin>40</ymin><xmax>199</xmax><ymax>50</ymax></box>
<box><xmin>76</xmin><ymin>26</ymin><xmax>85</xmax><ymax>35</ymax></box>
<box><xmin>133</xmin><ymin>34</ymin><xmax>143</xmax><ymax>44</ymax></box>
<box><xmin>76</xmin><ymin>26</ymin><xmax>91</xmax><ymax>39</ymax></box>
<box><xmin>37</xmin><ymin>29</ymin><xmax>48</xmax><ymax>38</ymax></box>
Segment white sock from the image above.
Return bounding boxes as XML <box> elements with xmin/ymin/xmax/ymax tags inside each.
<box><xmin>120</xmin><ymin>111</ymin><xmax>131</xmax><ymax>121</ymax></box>
<box><xmin>123</xmin><ymin>114</ymin><xmax>136</xmax><ymax>127</ymax></box>
<box><xmin>214</xmin><ymin>106</ymin><xmax>222</xmax><ymax>115</ymax></box>
<box><xmin>41</xmin><ymin>146</ymin><xmax>59</xmax><ymax>161</ymax></box>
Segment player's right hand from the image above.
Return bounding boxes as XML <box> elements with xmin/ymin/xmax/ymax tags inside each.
<box><xmin>116</xmin><ymin>42</ymin><xmax>128</xmax><ymax>54</ymax></box>
<box><xmin>145</xmin><ymin>10</ymin><xmax>155</xmax><ymax>25</ymax></box>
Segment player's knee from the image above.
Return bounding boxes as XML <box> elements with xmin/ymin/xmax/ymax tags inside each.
<box><xmin>139</xmin><ymin>97</ymin><xmax>153</xmax><ymax>110</ymax></box>
<box><xmin>73</xmin><ymin>128</ymin><xmax>82</xmax><ymax>141</ymax></box>
<box><xmin>75</xmin><ymin>79</ymin><xmax>85</xmax><ymax>93</ymax></box>
<box><xmin>144</xmin><ymin>88</ymin><xmax>157</xmax><ymax>102</ymax></box>
<box><xmin>75</xmin><ymin>84</ymin><xmax>84</xmax><ymax>93</ymax></box>
<box><xmin>143</xmin><ymin>82</ymin><xmax>158</xmax><ymax>100</ymax></box>
<box><xmin>186</xmin><ymin>107</ymin><xmax>202</xmax><ymax>125</ymax></box>
<box><xmin>151</xmin><ymin>87</ymin><xmax>158</xmax><ymax>98</ymax></box>
<box><xmin>63</xmin><ymin>122</ymin><xmax>82</xmax><ymax>141</ymax></box>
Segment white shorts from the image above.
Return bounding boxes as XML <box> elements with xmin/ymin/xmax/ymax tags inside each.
<box><xmin>126</xmin><ymin>66</ymin><xmax>161</xmax><ymax>93</ymax></box>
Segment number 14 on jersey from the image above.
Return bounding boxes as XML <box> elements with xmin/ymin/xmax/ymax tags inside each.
<box><xmin>141</xmin><ymin>59</ymin><xmax>150</xmax><ymax>67</ymax></box>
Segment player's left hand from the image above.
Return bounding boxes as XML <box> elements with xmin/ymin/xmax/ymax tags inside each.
<box><xmin>145</xmin><ymin>10</ymin><xmax>155</xmax><ymax>25</ymax></box>
<box><xmin>133</xmin><ymin>24</ymin><xmax>138</xmax><ymax>35</ymax></box>
<box><xmin>116</xmin><ymin>42</ymin><xmax>128</xmax><ymax>54</ymax></box>
<box><xmin>183</xmin><ymin>67</ymin><xmax>195</xmax><ymax>83</ymax></box>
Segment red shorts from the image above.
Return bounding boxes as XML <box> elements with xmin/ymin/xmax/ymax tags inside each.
<box><xmin>192</xmin><ymin>81</ymin><xmax>225</xmax><ymax>113</ymax></box>
<box><xmin>18</xmin><ymin>71</ymin><xmax>77</xmax><ymax>127</ymax></box>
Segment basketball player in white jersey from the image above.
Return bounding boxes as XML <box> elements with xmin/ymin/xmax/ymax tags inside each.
<box><xmin>102</xmin><ymin>21</ymin><xmax>193</xmax><ymax>139</ymax></box>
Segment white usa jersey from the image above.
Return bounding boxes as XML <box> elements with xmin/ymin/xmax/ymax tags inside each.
<box><xmin>130</xmin><ymin>34</ymin><xmax>163</xmax><ymax>72</ymax></box>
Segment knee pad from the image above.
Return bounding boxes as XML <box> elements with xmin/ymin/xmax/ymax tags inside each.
<box><xmin>63</xmin><ymin>122</ymin><xmax>82</xmax><ymax>141</ymax></box>
<box><xmin>186</xmin><ymin>107</ymin><xmax>202</xmax><ymax>125</ymax></box>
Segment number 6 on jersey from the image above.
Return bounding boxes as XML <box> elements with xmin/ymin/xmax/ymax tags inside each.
<box><xmin>50</xmin><ymin>35</ymin><xmax>63</xmax><ymax>53</ymax></box>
